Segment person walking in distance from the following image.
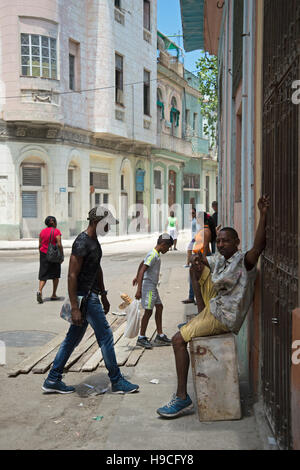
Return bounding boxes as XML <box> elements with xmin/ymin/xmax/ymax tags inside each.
<box><xmin>182</xmin><ymin>211</ymin><xmax>214</xmax><ymax>304</ymax></box>
<box><xmin>37</xmin><ymin>216</ymin><xmax>64</xmax><ymax>304</ymax></box>
<box><xmin>42</xmin><ymin>206</ymin><xmax>139</xmax><ymax>395</ymax></box>
<box><xmin>211</xmin><ymin>201</ymin><xmax>218</xmax><ymax>253</ymax></box>
<box><xmin>157</xmin><ymin>196</ymin><xmax>270</xmax><ymax>418</ymax></box>
<box><xmin>133</xmin><ymin>233</ymin><xmax>174</xmax><ymax>349</ymax></box>
<box><xmin>166</xmin><ymin>211</ymin><xmax>179</xmax><ymax>250</ymax></box>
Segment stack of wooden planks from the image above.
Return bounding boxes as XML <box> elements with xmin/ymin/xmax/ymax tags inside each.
<box><xmin>8</xmin><ymin>314</ymin><xmax>157</xmax><ymax>378</ymax></box>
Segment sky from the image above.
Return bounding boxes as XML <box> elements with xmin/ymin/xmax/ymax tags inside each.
<box><xmin>157</xmin><ymin>0</ymin><xmax>202</xmax><ymax>74</ymax></box>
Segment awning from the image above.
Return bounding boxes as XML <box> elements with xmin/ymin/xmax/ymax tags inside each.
<box><xmin>179</xmin><ymin>0</ymin><xmax>205</xmax><ymax>52</ymax></box>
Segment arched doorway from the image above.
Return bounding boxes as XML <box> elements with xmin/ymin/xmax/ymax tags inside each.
<box><xmin>20</xmin><ymin>156</ymin><xmax>47</xmax><ymax>238</ymax></box>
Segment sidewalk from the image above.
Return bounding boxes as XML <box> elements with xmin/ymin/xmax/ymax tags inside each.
<box><xmin>0</xmin><ymin>235</ymin><xmax>264</xmax><ymax>450</ymax></box>
<box><xmin>0</xmin><ymin>231</ymin><xmax>167</xmax><ymax>251</ymax></box>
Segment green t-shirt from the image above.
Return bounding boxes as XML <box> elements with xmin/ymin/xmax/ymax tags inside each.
<box><xmin>168</xmin><ymin>216</ymin><xmax>176</xmax><ymax>228</ymax></box>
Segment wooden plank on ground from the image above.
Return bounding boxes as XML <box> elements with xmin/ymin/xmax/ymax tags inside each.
<box><xmin>98</xmin><ymin>321</ymin><xmax>127</xmax><ymax>367</ymax></box>
<box><xmin>64</xmin><ymin>328</ymin><xmax>96</xmax><ymax>369</ymax></box>
<box><xmin>8</xmin><ymin>333</ymin><xmax>67</xmax><ymax>377</ymax></box>
<box><xmin>68</xmin><ymin>316</ymin><xmax>119</xmax><ymax>372</ymax></box>
<box><xmin>114</xmin><ymin>335</ymin><xmax>138</xmax><ymax>366</ymax></box>
<box><xmin>125</xmin><ymin>323</ymin><xmax>157</xmax><ymax>367</ymax></box>
<box><xmin>32</xmin><ymin>345</ymin><xmax>59</xmax><ymax>374</ymax></box>
<box><xmin>81</xmin><ymin>317</ymin><xmax>126</xmax><ymax>372</ymax></box>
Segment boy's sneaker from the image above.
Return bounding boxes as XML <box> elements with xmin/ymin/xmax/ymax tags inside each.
<box><xmin>157</xmin><ymin>394</ymin><xmax>193</xmax><ymax>418</ymax></box>
<box><xmin>153</xmin><ymin>334</ymin><xmax>172</xmax><ymax>346</ymax></box>
<box><xmin>136</xmin><ymin>336</ymin><xmax>153</xmax><ymax>349</ymax></box>
<box><xmin>111</xmin><ymin>376</ymin><xmax>139</xmax><ymax>394</ymax></box>
<box><xmin>42</xmin><ymin>379</ymin><xmax>75</xmax><ymax>394</ymax></box>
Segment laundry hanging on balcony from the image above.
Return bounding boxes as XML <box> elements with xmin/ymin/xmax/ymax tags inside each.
<box><xmin>170</xmin><ymin>107</ymin><xmax>180</xmax><ymax>126</ymax></box>
<box><xmin>157</xmin><ymin>100</ymin><xmax>165</xmax><ymax>119</ymax></box>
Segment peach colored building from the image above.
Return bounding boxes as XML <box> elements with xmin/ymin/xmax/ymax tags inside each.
<box><xmin>180</xmin><ymin>0</ymin><xmax>299</xmax><ymax>450</ymax></box>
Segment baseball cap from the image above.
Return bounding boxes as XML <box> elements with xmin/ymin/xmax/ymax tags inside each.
<box><xmin>87</xmin><ymin>206</ymin><xmax>119</xmax><ymax>225</ymax></box>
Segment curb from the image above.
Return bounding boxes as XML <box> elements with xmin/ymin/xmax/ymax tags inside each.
<box><xmin>0</xmin><ymin>233</ymin><xmax>158</xmax><ymax>252</ymax></box>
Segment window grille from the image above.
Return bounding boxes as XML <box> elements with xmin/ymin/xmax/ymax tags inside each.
<box><xmin>22</xmin><ymin>191</ymin><xmax>37</xmax><ymax>218</ymax></box>
<box><xmin>90</xmin><ymin>172</ymin><xmax>109</xmax><ymax>189</ymax></box>
<box><xmin>154</xmin><ymin>170</ymin><xmax>162</xmax><ymax>189</ymax></box>
<box><xmin>20</xmin><ymin>33</ymin><xmax>57</xmax><ymax>79</ymax></box>
<box><xmin>22</xmin><ymin>167</ymin><xmax>41</xmax><ymax>187</ymax></box>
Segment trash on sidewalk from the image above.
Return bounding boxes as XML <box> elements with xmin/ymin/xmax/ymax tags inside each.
<box><xmin>92</xmin><ymin>415</ymin><xmax>104</xmax><ymax>421</ymax></box>
<box><xmin>150</xmin><ymin>379</ymin><xmax>160</xmax><ymax>384</ymax></box>
<box><xmin>112</xmin><ymin>311</ymin><xmax>127</xmax><ymax>316</ymax></box>
<box><xmin>77</xmin><ymin>382</ymin><xmax>109</xmax><ymax>397</ymax></box>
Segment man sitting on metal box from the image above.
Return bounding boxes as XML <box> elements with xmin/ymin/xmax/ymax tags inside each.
<box><xmin>157</xmin><ymin>195</ymin><xmax>270</xmax><ymax>419</ymax></box>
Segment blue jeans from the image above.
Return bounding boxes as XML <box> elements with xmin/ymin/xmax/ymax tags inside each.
<box><xmin>47</xmin><ymin>293</ymin><xmax>122</xmax><ymax>384</ymax></box>
<box><xmin>189</xmin><ymin>276</ymin><xmax>194</xmax><ymax>300</ymax></box>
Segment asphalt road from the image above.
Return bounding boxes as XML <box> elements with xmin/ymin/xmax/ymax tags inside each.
<box><xmin>0</xmin><ymin>234</ymin><xmax>188</xmax><ymax>359</ymax></box>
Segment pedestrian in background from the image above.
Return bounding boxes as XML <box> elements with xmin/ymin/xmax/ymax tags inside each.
<box><xmin>184</xmin><ymin>207</ymin><xmax>197</xmax><ymax>267</ymax></box>
<box><xmin>166</xmin><ymin>211</ymin><xmax>178</xmax><ymax>250</ymax></box>
<box><xmin>182</xmin><ymin>211</ymin><xmax>214</xmax><ymax>304</ymax></box>
<box><xmin>211</xmin><ymin>201</ymin><xmax>218</xmax><ymax>253</ymax></box>
<box><xmin>37</xmin><ymin>216</ymin><xmax>64</xmax><ymax>304</ymax></box>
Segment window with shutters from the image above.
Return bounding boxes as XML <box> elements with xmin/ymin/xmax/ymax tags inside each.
<box><xmin>154</xmin><ymin>170</ymin><xmax>162</xmax><ymax>189</ymax></box>
<box><xmin>22</xmin><ymin>191</ymin><xmax>37</xmax><ymax>218</ymax></box>
<box><xmin>183</xmin><ymin>174</ymin><xmax>200</xmax><ymax>189</ymax></box>
<box><xmin>68</xmin><ymin>192</ymin><xmax>73</xmax><ymax>218</ymax></box>
<box><xmin>90</xmin><ymin>172</ymin><xmax>109</xmax><ymax>189</ymax></box>
<box><xmin>68</xmin><ymin>169</ymin><xmax>74</xmax><ymax>188</ymax></box>
<box><xmin>144</xmin><ymin>69</ymin><xmax>150</xmax><ymax>116</ymax></box>
<box><xmin>143</xmin><ymin>0</ymin><xmax>151</xmax><ymax>31</ymax></box>
<box><xmin>22</xmin><ymin>166</ymin><xmax>42</xmax><ymax>186</ymax></box>
<box><xmin>115</xmin><ymin>53</ymin><xmax>124</xmax><ymax>105</ymax></box>
<box><xmin>69</xmin><ymin>54</ymin><xmax>75</xmax><ymax>90</ymax></box>
<box><xmin>20</xmin><ymin>33</ymin><xmax>57</xmax><ymax>79</ymax></box>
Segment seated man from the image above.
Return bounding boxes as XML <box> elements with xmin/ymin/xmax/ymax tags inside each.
<box><xmin>157</xmin><ymin>195</ymin><xmax>270</xmax><ymax>419</ymax></box>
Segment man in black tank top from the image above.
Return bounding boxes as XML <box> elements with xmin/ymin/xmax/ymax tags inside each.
<box><xmin>42</xmin><ymin>206</ymin><xmax>139</xmax><ymax>395</ymax></box>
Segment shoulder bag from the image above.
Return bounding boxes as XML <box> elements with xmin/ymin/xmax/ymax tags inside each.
<box><xmin>46</xmin><ymin>228</ymin><xmax>64</xmax><ymax>264</ymax></box>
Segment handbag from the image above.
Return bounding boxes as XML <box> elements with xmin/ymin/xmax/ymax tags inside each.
<box><xmin>60</xmin><ymin>266</ymin><xmax>100</xmax><ymax>324</ymax></box>
<box><xmin>46</xmin><ymin>228</ymin><xmax>63</xmax><ymax>264</ymax></box>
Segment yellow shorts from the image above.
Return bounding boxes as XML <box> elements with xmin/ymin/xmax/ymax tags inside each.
<box><xmin>180</xmin><ymin>266</ymin><xmax>229</xmax><ymax>343</ymax></box>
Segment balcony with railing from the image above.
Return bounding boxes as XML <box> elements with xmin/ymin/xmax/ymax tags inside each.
<box><xmin>156</xmin><ymin>130</ymin><xmax>192</xmax><ymax>157</ymax></box>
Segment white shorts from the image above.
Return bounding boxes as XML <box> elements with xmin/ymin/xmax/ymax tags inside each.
<box><xmin>168</xmin><ymin>228</ymin><xmax>178</xmax><ymax>240</ymax></box>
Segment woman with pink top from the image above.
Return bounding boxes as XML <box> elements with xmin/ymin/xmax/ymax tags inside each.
<box><xmin>37</xmin><ymin>216</ymin><xmax>64</xmax><ymax>304</ymax></box>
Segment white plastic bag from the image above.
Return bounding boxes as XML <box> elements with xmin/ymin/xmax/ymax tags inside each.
<box><xmin>124</xmin><ymin>299</ymin><xmax>141</xmax><ymax>338</ymax></box>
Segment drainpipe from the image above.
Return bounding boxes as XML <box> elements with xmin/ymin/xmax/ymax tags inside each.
<box><xmin>247</xmin><ymin>0</ymin><xmax>255</xmax><ymax>247</ymax></box>
<box><xmin>237</xmin><ymin>0</ymin><xmax>250</xmax><ymax>401</ymax></box>
<box><xmin>241</xmin><ymin>0</ymin><xmax>249</xmax><ymax>252</ymax></box>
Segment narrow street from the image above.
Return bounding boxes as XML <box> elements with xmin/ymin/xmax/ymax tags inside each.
<box><xmin>0</xmin><ymin>234</ymin><xmax>263</xmax><ymax>450</ymax></box>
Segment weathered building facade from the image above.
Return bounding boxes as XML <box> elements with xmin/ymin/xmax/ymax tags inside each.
<box><xmin>151</xmin><ymin>31</ymin><xmax>217</xmax><ymax>232</ymax></box>
<box><xmin>180</xmin><ymin>0</ymin><xmax>300</xmax><ymax>449</ymax></box>
<box><xmin>0</xmin><ymin>0</ymin><xmax>157</xmax><ymax>239</ymax></box>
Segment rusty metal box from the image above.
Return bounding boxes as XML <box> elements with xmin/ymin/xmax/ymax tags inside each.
<box><xmin>189</xmin><ymin>333</ymin><xmax>241</xmax><ymax>421</ymax></box>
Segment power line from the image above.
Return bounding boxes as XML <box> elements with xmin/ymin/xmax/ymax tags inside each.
<box><xmin>0</xmin><ymin>76</ymin><xmax>160</xmax><ymax>101</ymax></box>
<box><xmin>0</xmin><ymin>71</ymin><xmax>201</xmax><ymax>101</ymax></box>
